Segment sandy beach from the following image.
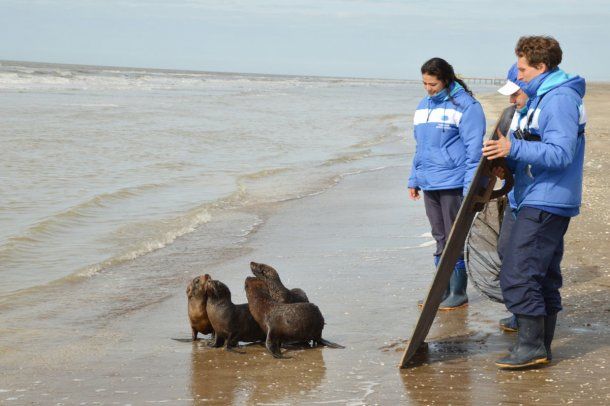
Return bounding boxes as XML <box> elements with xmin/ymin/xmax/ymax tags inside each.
<box><xmin>1</xmin><ymin>83</ymin><xmax>609</xmax><ymax>405</ymax></box>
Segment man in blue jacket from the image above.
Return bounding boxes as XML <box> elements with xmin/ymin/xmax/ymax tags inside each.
<box><xmin>483</xmin><ymin>36</ymin><xmax>586</xmax><ymax>369</ymax></box>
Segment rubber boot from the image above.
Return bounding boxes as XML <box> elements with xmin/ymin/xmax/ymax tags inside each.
<box><xmin>499</xmin><ymin>314</ymin><xmax>518</xmax><ymax>332</ymax></box>
<box><xmin>438</xmin><ymin>263</ymin><xmax>468</xmax><ymax>310</ymax></box>
<box><xmin>495</xmin><ymin>315</ymin><xmax>548</xmax><ymax>369</ymax></box>
<box><xmin>544</xmin><ymin>313</ymin><xmax>557</xmax><ymax>361</ymax></box>
<box><xmin>418</xmin><ymin>256</ymin><xmax>448</xmax><ymax>308</ymax></box>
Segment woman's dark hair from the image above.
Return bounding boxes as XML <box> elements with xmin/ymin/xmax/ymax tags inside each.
<box><xmin>421</xmin><ymin>57</ymin><xmax>473</xmax><ymax>99</ymax></box>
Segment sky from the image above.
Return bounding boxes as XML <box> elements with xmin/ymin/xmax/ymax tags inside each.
<box><xmin>1</xmin><ymin>0</ymin><xmax>608</xmax><ymax>80</ymax></box>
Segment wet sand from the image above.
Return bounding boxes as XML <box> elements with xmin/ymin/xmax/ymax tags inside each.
<box><xmin>1</xmin><ymin>84</ymin><xmax>609</xmax><ymax>404</ymax></box>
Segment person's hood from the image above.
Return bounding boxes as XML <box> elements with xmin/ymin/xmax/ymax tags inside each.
<box><xmin>428</xmin><ymin>81</ymin><xmax>464</xmax><ymax>103</ymax></box>
<box><xmin>522</xmin><ymin>69</ymin><xmax>553</xmax><ymax>98</ymax></box>
<box><xmin>526</xmin><ymin>68</ymin><xmax>586</xmax><ymax>98</ymax></box>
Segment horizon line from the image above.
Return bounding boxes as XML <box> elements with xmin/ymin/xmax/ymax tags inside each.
<box><xmin>0</xmin><ymin>58</ymin><xmax>510</xmax><ymax>84</ymax></box>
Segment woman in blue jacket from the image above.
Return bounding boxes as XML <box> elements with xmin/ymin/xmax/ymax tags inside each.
<box><xmin>408</xmin><ymin>57</ymin><xmax>486</xmax><ymax>310</ymax></box>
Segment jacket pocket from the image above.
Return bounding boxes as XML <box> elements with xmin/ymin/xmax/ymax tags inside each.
<box><xmin>440</xmin><ymin>147</ymin><xmax>453</xmax><ymax>166</ymax></box>
<box><xmin>441</xmin><ymin>139</ymin><xmax>466</xmax><ymax>167</ymax></box>
<box><xmin>521</xmin><ymin>207</ymin><xmax>548</xmax><ymax>224</ymax></box>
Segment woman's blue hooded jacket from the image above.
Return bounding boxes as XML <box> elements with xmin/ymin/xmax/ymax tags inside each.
<box><xmin>408</xmin><ymin>82</ymin><xmax>486</xmax><ymax>194</ymax></box>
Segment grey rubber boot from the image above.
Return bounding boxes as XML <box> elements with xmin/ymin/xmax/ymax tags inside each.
<box><xmin>439</xmin><ymin>266</ymin><xmax>468</xmax><ymax>310</ymax></box>
<box><xmin>495</xmin><ymin>315</ymin><xmax>548</xmax><ymax>369</ymax></box>
<box><xmin>499</xmin><ymin>314</ymin><xmax>518</xmax><ymax>332</ymax></box>
<box><xmin>544</xmin><ymin>313</ymin><xmax>558</xmax><ymax>361</ymax></box>
<box><xmin>417</xmin><ymin>286</ymin><xmax>449</xmax><ymax>308</ymax></box>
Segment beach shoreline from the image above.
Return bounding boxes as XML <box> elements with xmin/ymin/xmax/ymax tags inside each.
<box><xmin>1</xmin><ymin>83</ymin><xmax>608</xmax><ymax>404</ymax></box>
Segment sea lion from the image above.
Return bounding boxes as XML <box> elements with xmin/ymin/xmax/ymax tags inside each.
<box><xmin>250</xmin><ymin>261</ymin><xmax>309</xmax><ymax>303</ymax></box>
<box><xmin>187</xmin><ymin>274</ymin><xmax>214</xmax><ymax>341</ymax></box>
<box><xmin>205</xmin><ymin>279</ymin><xmax>265</xmax><ymax>351</ymax></box>
<box><xmin>244</xmin><ymin>276</ymin><xmax>343</xmax><ymax>358</ymax></box>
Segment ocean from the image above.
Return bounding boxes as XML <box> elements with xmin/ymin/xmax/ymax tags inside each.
<box><xmin>0</xmin><ymin>60</ymin><xmax>424</xmax><ymax>300</ymax></box>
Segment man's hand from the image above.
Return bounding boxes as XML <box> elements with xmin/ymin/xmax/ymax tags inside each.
<box><xmin>482</xmin><ymin>129</ymin><xmax>512</xmax><ymax>160</ymax></box>
<box><xmin>409</xmin><ymin>187</ymin><xmax>420</xmax><ymax>201</ymax></box>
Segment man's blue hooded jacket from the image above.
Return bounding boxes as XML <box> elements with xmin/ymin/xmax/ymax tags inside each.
<box><xmin>508</xmin><ymin>69</ymin><xmax>586</xmax><ymax>216</ymax></box>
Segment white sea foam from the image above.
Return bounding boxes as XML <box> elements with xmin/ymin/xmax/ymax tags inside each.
<box><xmin>0</xmin><ymin>61</ymin><xmax>412</xmax><ymax>92</ymax></box>
<box><xmin>76</xmin><ymin>209</ymin><xmax>213</xmax><ymax>279</ymax></box>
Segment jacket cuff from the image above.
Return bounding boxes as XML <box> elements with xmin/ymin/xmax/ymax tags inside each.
<box><xmin>508</xmin><ymin>137</ymin><xmax>519</xmax><ymax>159</ymax></box>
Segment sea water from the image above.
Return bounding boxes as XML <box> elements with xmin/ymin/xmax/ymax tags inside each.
<box><xmin>0</xmin><ymin>60</ymin><xmax>427</xmax><ymax>299</ymax></box>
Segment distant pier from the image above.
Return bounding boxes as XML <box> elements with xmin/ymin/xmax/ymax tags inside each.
<box><xmin>460</xmin><ymin>77</ymin><xmax>505</xmax><ymax>86</ymax></box>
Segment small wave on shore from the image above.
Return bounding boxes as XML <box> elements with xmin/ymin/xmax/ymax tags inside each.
<box><xmin>0</xmin><ymin>60</ymin><xmax>418</xmax><ymax>300</ymax></box>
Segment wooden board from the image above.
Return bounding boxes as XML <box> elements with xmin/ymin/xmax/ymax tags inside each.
<box><xmin>400</xmin><ymin>105</ymin><xmax>516</xmax><ymax>369</ymax></box>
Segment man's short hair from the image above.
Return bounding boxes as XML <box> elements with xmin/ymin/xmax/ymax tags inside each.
<box><xmin>515</xmin><ymin>36</ymin><xmax>562</xmax><ymax>70</ymax></box>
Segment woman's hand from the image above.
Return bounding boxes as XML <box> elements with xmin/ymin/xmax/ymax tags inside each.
<box><xmin>482</xmin><ymin>130</ymin><xmax>511</xmax><ymax>160</ymax></box>
<box><xmin>409</xmin><ymin>187</ymin><xmax>421</xmax><ymax>200</ymax></box>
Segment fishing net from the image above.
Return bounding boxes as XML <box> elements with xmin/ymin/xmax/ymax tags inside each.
<box><xmin>465</xmin><ymin>197</ymin><xmax>507</xmax><ymax>303</ymax></box>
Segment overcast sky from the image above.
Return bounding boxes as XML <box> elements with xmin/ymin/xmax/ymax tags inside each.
<box><xmin>1</xmin><ymin>0</ymin><xmax>608</xmax><ymax>80</ymax></box>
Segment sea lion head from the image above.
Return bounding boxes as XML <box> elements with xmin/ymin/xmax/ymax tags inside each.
<box><xmin>187</xmin><ymin>274</ymin><xmax>211</xmax><ymax>299</ymax></box>
<box><xmin>245</xmin><ymin>276</ymin><xmax>270</xmax><ymax>296</ymax></box>
<box><xmin>204</xmin><ymin>279</ymin><xmax>231</xmax><ymax>301</ymax></box>
<box><xmin>250</xmin><ymin>262</ymin><xmax>281</xmax><ymax>282</ymax></box>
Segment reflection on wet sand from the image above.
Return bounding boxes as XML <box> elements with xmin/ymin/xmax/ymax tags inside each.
<box><xmin>402</xmin><ymin>307</ymin><xmax>484</xmax><ymax>365</ymax></box>
<box><xmin>400</xmin><ymin>308</ymin><xmax>476</xmax><ymax>405</ymax></box>
<box><xmin>190</xmin><ymin>341</ymin><xmax>326</xmax><ymax>404</ymax></box>
<box><xmin>400</xmin><ymin>360</ymin><xmax>473</xmax><ymax>405</ymax></box>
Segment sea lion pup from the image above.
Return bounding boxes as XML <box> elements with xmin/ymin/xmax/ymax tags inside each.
<box><xmin>205</xmin><ymin>279</ymin><xmax>265</xmax><ymax>351</ymax></box>
<box><xmin>250</xmin><ymin>261</ymin><xmax>309</xmax><ymax>303</ymax></box>
<box><xmin>187</xmin><ymin>274</ymin><xmax>214</xmax><ymax>341</ymax></box>
<box><xmin>244</xmin><ymin>276</ymin><xmax>344</xmax><ymax>358</ymax></box>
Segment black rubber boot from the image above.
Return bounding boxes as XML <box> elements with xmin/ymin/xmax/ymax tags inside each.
<box><xmin>499</xmin><ymin>314</ymin><xmax>518</xmax><ymax>332</ymax></box>
<box><xmin>495</xmin><ymin>315</ymin><xmax>548</xmax><ymax>369</ymax></box>
<box><xmin>439</xmin><ymin>266</ymin><xmax>468</xmax><ymax>310</ymax></box>
<box><xmin>544</xmin><ymin>313</ymin><xmax>557</xmax><ymax>361</ymax></box>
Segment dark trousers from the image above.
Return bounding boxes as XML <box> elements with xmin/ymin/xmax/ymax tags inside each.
<box><xmin>423</xmin><ymin>189</ymin><xmax>463</xmax><ymax>264</ymax></box>
<box><xmin>500</xmin><ymin>207</ymin><xmax>570</xmax><ymax>316</ymax></box>
<box><xmin>497</xmin><ymin>204</ymin><xmax>516</xmax><ymax>262</ymax></box>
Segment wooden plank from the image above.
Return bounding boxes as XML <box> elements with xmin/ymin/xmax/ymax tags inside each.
<box><xmin>400</xmin><ymin>105</ymin><xmax>516</xmax><ymax>369</ymax></box>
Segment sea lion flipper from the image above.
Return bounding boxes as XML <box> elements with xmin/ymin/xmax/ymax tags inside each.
<box><xmin>317</xmin><ymin>338</ymin><xmax>345</xmax><ymax>349</ymax></box>
<box><xmin>265</xmin><ymin>335</ymin><xmax>286</xmax><ymax>358</ymax></box>
<box><xmin>171</xmin><ymin>338</ymin><xmax>195</xmax><ymax>343</ymax></box>
<box><xmin>224</xmin><ymin>333</ymin><xmax>245</xmax><ymax>354</ymax></box>
<box><xmin>281</xmin><ymin>341</ymin><xmax>311</xmax><ymax>349</ymax></box>
<box><xmin>209</xmin><ymin>335</ymin><xmax>225</xmax><ymax>348</ymax></box>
